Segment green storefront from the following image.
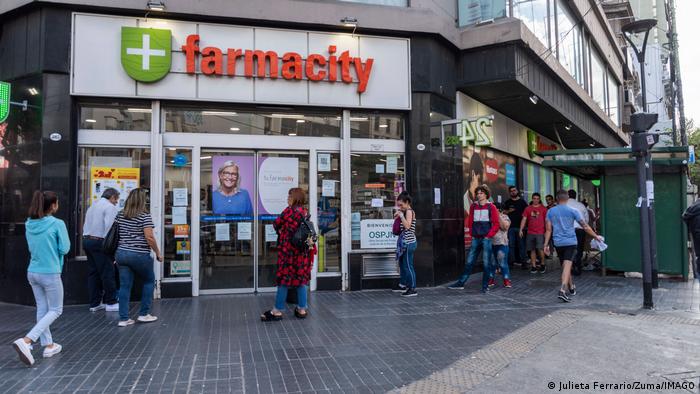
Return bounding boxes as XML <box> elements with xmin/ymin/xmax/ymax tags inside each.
<box><xmin>540</xmin><ymin>147</ymin><xmax>690</xmax><ymax>278</ymax></box>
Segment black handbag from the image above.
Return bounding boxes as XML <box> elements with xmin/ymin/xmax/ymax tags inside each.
<box><xmin>102</xmin><ymin>219</ymin><xmax>120</xmax><ymax>256</ymax></box>
<box><xmin>291</xmin><ymin>214</ymin><xmax>318</xmax><ymax>250</ymax></box>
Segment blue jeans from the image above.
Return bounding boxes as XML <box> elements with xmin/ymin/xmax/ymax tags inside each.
<box><xmin>508</xmin><ymin>228</ymin><xmax>526</xmax><ymax>263</ymax></box>
<box><xmin>274</xmin><ymin>285</ymin><xmax>308</xmax><ymax>310</ymax></box>
<box><xmin>83</xmin><ymin>237</ymin><xmax>118</xmax><ymax>307</ymax></box>
<box><xmin>491</xmin><ymin>245</ymin><xmax>510</xmax><ymax>280</ymax></box>
<box><xmin>115</xmin><ymin>249</ymin><xmax>155</xmax><ymax>321</ymax></box>
<box><xmin>399</xmin><ymin>242</ymin><xmax>417</xmax><ymax>289</ymax></box>
<box><xmin>456</xmin><ymin>237</ymin><xmax>492</xmax><ymax>289</ymax></box>
<box><xmin>26</xmin><ymin>273</ymin><xmax>63</xmax><ymax>346</ymax></box>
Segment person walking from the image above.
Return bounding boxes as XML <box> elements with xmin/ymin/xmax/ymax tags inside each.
<box><xmin>544</xmin><ymin>190</ymin><xmax>602</xmax><ymax>302</ymax></box>
<box><xmin>520</xmin><ymin>193</ymin><xmax>548</xmax><ymax>274</ymax></box>
<box><xmin>566</xmin><ymin>190</ymin><xmax>589</xmax><ymax>276</ymax></box>
<box><xmin>545</xmin><ymin>194</ymin><xmax>556</xmax><ymax>209</ymax></box>
<box><xmin>83</xmin><ymin>188</ymin><xmax>120</xmax><ymax>312</ymax></box>
<box><xmin>261</xmin><ymin>188</ymin><xmax>317</xmax><ymax>321</ymax></box>
<box><xmin>114</xmin><ymin>188</ymin><xmax>162</xmax><ymax>327</ymax></box>
<box><xmin>12</xmin><ymin>191</ymin><xmax>70</xmax><ymax>366</ymax></box>
<box><xmin>683</xmin><ymin>198</ymin><xmax>700</xmax><ymax>278</ymax></box>
<box><xmin>394</xmin><ymin>192</ymin><xmax>417</xmax><ymax>297</ymax></box>
<box><xmin>489</xmin><ymin>202</ymin><xmax>512</xmax><ymax>288</ymax></box>
<box><xmin>503</xmin><ymin>186</ymin><xmax>528</xmax><ymax>267</ymax></box>
<box><xmin>448</xmin><ymin>185</ymin><xmax>499</xmax><ymax>292</ymax></box>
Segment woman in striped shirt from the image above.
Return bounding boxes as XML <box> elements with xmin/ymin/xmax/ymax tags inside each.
<box><xmin>395</xmin><ymin>191</ymin><xmax>417</xmax><ymax>297</ymax></box>
<box><xmin>115</xmin><ymin>188</ymin><xmax>163</xmax><ymax>327</ymax></box>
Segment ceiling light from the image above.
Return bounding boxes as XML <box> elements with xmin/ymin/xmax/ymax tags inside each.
<box><xmin>200</xmin><ymin>156</ymin><xmax>212</xmax><ymax>160</ymax></box>
<box><xmin>379</xmin><ymin>124</ymin><xmax>388</xmax><ymax>128</ymax></box>
<box><xmin>202</xmin><ymin>111</ymin><xmax>237</xmax><ymax>116</ymax></box>
<box><xmin>85</xmin><ymin>119</ymin><xmax>97</xmax><ymax>123</ymax></box>
<box><xmin>230</xmin><ymin>127</ymin><xmax>240</xmax><ymax>131</ymax></box>
<box><xmin>146</xmin><ymin>1</ymin><xmax>166</xmax><ymax>11</ymax></box>
<box><xmin>296</xmin><ymin>119</ymin><xmax>306</xmax><ymax>123</ymax></box>
<box><xmin>127</xmin><ymin>108</ymin><xmax>152</xmax><ymax>113</ymax></box>
<box><xmin>340</xmin><ymin>17</ymin><xmax>358</xmax><ymax>27</ymax></box>
<box><xmin>168</xmin><ymin>148</ymin><xmax>176</xmax><ymax>151</ymax></box>
<box><xmin>529</xmin><ymin>94</ymin><xmax>539</xmax><ymax>105</ymax></box>
<box><xmin>350</xmin><ymin>117</ymin><xmax>368</xmax><ymax>121</ymax></box>
<box><xmin>288</xmin><ymin>133</ymin><xmax>297</xmax><ymax>136</ymax></box>
<box><xmin>27</xmin><ymin>88</ymin><xmax>39</xmax><ymax>95</ymax></box>
<box><xmin>564</xmin><ymin>124</ymin><xmax>572</xmax><ymax>131</ymax></box>
<box><xmin>269</xmin><ymin>113</ymin><xmax>304</xmax><ymax>119</ymax></box>
<box><xmin>589</xmin><ymin>143</ymin><xmax>596</xmax><ymax>147</ymax></box>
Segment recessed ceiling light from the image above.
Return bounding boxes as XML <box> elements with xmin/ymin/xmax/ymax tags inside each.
<box><xmin>28</xmin><ymin>88</ymin><xmax>39</xmax><ymax>95</ymax></box>
<box><xmin>288</xmin><ymin>133</ymin><xmax>297</xmax><ymax>136</ymax></box>
<box><xmin>529</xmin><ymin>94</ymin><xmax>539</xmax><ymax>105</ymax></box>
<box><xmin>230</xmin><ymin>127</ymin><xmax>240</xmax><ymax>131</ymax></box>
<box><xmin>200</xmin><ymin>156</ymin><xmax>212</xmax><ymax>160</ymax></box>
<box><xmin>589</xmin><ymin>143</ymin><xmax>596</xmax><ymax>147</ymax></box>
<box><xmin>127</xmin><ymin>108</ymin><xmax>152</xmax><ymax>113</ymax></box>
<box><xmin>202</xmin><ymin>111</ymin><xmax>237</xmax><ymax>116</ymax></box>
<box><xmin>564</xmin><ymin>124</ymin><xmax>572</xmax><ymax>131</ymax></box>
<box><xmin>269</xmin><ymin>113</ymin><xmax>304</xmax><ymax>119</ymax></box>
<box><xmin>350</xmin><ymin>117</ymin><xmax>368</xmax><ymax>121</ymax></box>
<box><xmin>296</xmin><ymin>119</ymin><xmax>306</xmax><ymax>123</ymax></box>
<box><xmin>85</xmin><ymin>119</ymin><xmax>97</xmax><ymax>123</ymax></box>
<box><xmin>379</xmin><ymin>124</ymin><xmax>388</xmax><ymax>128</ymax></box>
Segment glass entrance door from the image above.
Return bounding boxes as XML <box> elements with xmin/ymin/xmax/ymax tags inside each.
<box><xmin>198</xmin><ymin>150</ymin><xmax>308</xmax><ymax>293</ymax></box>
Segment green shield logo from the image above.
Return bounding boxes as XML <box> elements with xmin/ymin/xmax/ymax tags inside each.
<box><xmin>121</xmin><ymin>27</ymin><xmax>172</xmax><ymax>83</ymax></box>
<box><xmin>0</xmin><ymin>82</ymin><xmax>10</xmax><ymax>123</ymax></box>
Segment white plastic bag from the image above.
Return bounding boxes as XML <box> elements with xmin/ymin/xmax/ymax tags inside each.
<box><xmin>590</xmin><ymin>236</ymin><xmax>607</xmax><ymax>251</ymax></box>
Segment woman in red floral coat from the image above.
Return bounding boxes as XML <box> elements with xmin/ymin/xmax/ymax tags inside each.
<box><xmin>261</xmin><ymin>188</ymin><xmax>317</xmax><ymax>321</ymax></box>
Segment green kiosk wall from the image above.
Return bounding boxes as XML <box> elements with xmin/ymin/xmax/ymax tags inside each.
<box><xmin>601</xmin><ymin>171</ymin><xmax>688</xmax><ymax>277</ymax></box>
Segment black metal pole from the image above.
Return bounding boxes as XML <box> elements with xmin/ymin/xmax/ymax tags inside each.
<box><xmin>636</xmin><ymin>150</ymin><xmax>654</xmax><ymax>309</ymax></box>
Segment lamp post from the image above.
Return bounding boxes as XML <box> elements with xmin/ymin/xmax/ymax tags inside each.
<box><xmin>622</xmin><ymin>19</ymin><xmax>659</xmax><ymax>308</ymax></box>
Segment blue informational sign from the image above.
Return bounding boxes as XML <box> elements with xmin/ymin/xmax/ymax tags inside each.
<box><xmin>689</xmin><ymin>146</ymin><xmax>695</xmax><ymax>165</ymax></box>
<box><xmin>505</xmin><ymin>163</ymin><xmax>516</xmax><ymax>186</ymax></box>
<box><xmin>173</xmin><ymin>153</ymin><xmax>188</xmax><ymax>167</ymax></box>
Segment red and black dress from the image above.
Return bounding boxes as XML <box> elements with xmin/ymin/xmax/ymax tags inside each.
<box><xmin>273</xmin><ymin>205</ymin><xmax>317</xmax><ymax>287</ymax></box>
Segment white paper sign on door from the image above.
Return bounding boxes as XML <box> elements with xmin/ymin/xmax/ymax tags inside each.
<box><xmin>360</xmin><ymin>219</ymin><xmax>398</xmax><ymax>249</ymax></box>
<box><xmin>173</xmin><ymin>188</ymin><xmax>188</xmax><ymax>206</ymax></box>
<box><xmin>215</xmin><ymin>223</ymin><xmax>230</xmax><ymax>241</ymax></box>
<box><xmin>375</xmin><ymin>164</ymin><xmax>385</xmax><ymax>173</ymax></box>
<box><xmin>265</xmin><ymin>224</ymin><xmax>278</xmax><ymax>242</ymax></box>
<box><xmin>322</xmin><ymin>179</ymin><xmax>336</xmax><ymax>197</ymax></box>
<box><xmin>237</xmin><ymin>222</ymin><xmax>252</xmax><ymax>240</ymax></box>
<box><xmin>318</xmin><ymin>153</ymin><xmax>331</xmax><ymax>172</ymax></box>
<box><xmin>371</xmin><ymin>198</ymin><xmax>384</xmax><ymax>208</ymax></box>
<box><xmin>172</xmin><ymin>206</ymin><xmax>188</xmax><ymax>224</ymax></box>
<box><xmin>386</xmin><ymin>156</ymin><xmax>398</xmax><ymax>174</ymax></box>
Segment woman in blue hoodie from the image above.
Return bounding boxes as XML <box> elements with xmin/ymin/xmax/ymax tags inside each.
<box><xmin>12</xmin><ymin>191</ymin><xmax>70</xmax><ymax>367</ymax></box>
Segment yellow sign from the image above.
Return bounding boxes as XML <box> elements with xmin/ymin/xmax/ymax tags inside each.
<box><xmin>90</xmin><ymin>167</ymin><xmax>140</xmax><ymax>208</ymax></box>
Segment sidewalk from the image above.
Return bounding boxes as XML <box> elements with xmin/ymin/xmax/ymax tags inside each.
<box><xmin>0</xmin><ymin>265</ymin><xmax>698</xmax><ymax>393</ymax></box>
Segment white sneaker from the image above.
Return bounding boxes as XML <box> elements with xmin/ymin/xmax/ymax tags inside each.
<box><xmin>12</xmin><ymin>339</ymin><xmax>35</xmax><ymax>366</ymax></box>
<box><xmin>89</xmin><ymin>303</ymin><xmax>105</xmax><ymax>312</ymax></box>
<box><xmin>43</xmin><ymin>343</ymin><xmax>62</xmax><ymax>358</ymax></box>
<box><xmin>105</xmin><ymin>303</ymin><xmax>119</xmax><ymax>312</ymax></box>
<box><xmin>117</xmin><ymin>319</ymin><xmax>135</xmax><ymax>327</ymax></box>
<box><xmin>137</xmin><ymin>314</ymin><xmax>158</xmax><ymax>323</ymax></box>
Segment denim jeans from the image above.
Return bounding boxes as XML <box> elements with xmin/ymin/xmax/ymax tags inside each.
<box><xmin>507</xmin><ymin>228</ymin><xmax>526</xmax><ymax>263</ymax></box>
<box><xmin>400</xmin><ymin>242</ymin><xmax>417</xmax><ymax>289</ymax></box>
<box><xmin>491</xmin><ymin>245</ymin><xmax>510</xmax><ymax>280</ymax></box>
<box><xmin>274</xmin><ymin>285</ymin><xmax>308</xmax><ymax>310</ymax></box>
<box><xmin>83</xmin><ymin>237</ymin><xmax>118</xmax><ymax>307</ymax></box>
<box><xmin>115</xmin><ymin>249</ymin><xmax>155</xmax><ymax>321</ymax></box>
<box><xmin>26</xmin><ymin>273</ymin><xmax>63</xmax><ymax>346</ymax></box>
<box><xmin>456</xmin><ymin>237</ymin><xmax>492</xmax><ymax>290</ymax></box>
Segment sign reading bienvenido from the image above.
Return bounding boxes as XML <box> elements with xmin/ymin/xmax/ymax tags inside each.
<box><xmin>0</xmin><ymin>82</ymin><xmax>10</xmax><ymax>123</ymax></box>
<box><xmin>121</xmin><ymin>27</ymin><xmax>172</xmax><ymax>83</ymax></box>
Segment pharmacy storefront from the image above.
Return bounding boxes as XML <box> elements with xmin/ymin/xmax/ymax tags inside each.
<box><xmin>71</xmin><ymin>13</ymin><xmax>411</xmax><ymax>297</ymax></box>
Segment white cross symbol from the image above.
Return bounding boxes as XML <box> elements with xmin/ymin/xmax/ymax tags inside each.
<box><xmin>126</xmin><ymin>34</ymin><xmax>166</xmax><ymax>70</ymax></box>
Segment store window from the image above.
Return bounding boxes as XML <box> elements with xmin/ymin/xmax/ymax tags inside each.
<box><xmin>590</xmin><ymin>48</ymin><xmax>606</xmax><ymax>110</ymax></box>
<box><xmin>165</xmin><ymin>108</ymin><xmax>341</xmax><ymax>137</ymax></box>
<box><xmin>163</xmin><ymin>149</ymin><xmax>192</xmax><ymax>279</ymax></box>
<box><xmin>607</xmin><ymin>74</ymin><xmax>620</xmax><ymax>126</ymax></box>
<box><xmin>317</xmin><ymin>152</ymin><xmax>341</xmax><ymax>273</ymax></box>
<box><xmin>513</xmin><ymin>0</ymin><xmax>549</xmax><ymax>48</ymax></box>
<box><xmin>79</xmin><ymin>103</ymin><xmax>152</xmax><ymax>131</ymax></box>
<box><xmin>350</xmin><ymin>112</ymin><xmax>404</xmax><ymax>139</ymax></box>
<box><xmin>351</xmin><ymin>154</ymin><xmax>405</xmax><ymax>249</ymax></box>
<box><xmin>521</xmin><ymin>161</ymin><xmax>554</xmax><ymax>203</ymax></box>
<box><xmin>458</xmin><ymin>0</ymin><xmax>508</xmax><ymax>27</ymax></box>
<box><xmin>77</xmin><ymin>147</ymin><xmax>152</xmax><ymax>254</ymax></box>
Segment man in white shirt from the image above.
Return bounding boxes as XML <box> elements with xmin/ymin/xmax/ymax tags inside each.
<box><xmin>83</xmin><ymin>188</ymin><xmax>120</xmax><ymax>312</ymax></box>
<box><xmin>566</xmin><ymin>190</ymin><xmax>589</xmax><ymax>276</ymax></box>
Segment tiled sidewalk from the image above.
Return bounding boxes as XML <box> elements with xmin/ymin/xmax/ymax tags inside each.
<box><xmin>0</xmin><ymin>267</ymin><xmax>698</xmax><ymax>393</ymax></box>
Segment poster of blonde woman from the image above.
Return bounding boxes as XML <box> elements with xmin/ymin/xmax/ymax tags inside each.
<box><xmin>212</xmin><ymin>156</ymin><xmax>254</xmax><ymax>216</ymax></box>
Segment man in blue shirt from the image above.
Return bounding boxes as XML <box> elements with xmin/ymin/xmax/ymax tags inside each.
<box><xmin>544</xmin><ymin>190</ymin><xmax>602</xmax><ymax>302</ymax></box>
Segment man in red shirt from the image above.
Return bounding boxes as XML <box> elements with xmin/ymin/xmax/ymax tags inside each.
<box><xmin>520</xmin><ymin>193</ymin><xmax>548</xmax><ymax>274</ymax></box>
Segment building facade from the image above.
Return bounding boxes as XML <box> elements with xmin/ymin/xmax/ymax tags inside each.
<box><xmin>0</xmin><ymin>0</ymin><xmax>628</xmax><ymax>304</ymax></box>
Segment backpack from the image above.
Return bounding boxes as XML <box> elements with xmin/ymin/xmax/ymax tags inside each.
<box><xmin>292</xmin><ymin>214</ymin><xmax>318</xmax><ymax>250</ymax></box>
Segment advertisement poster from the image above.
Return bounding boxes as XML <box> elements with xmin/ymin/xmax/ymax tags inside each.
<box><xmin>174</xmin><ymin>224</ymin><xmax>189</xmax><ymax>239</ymax></box>
<box><xmin>170</xmin><ymin>260</ymin><xmax>191</xmax><ymax>275</ymax></box>
<box><xmin>258</xmin><ymin>157</ymin><xmax>299</xmax><ymax>215</ymax></box>
<box><xmin>463</xmin><ymin>145</ymin><xmax>516</xmax><ymax>248</ymax></box>
<box><xmin>360</xmin><ymin>219</ymin><xmax>398</xmax><ymax>249</ymax></box>
<box><xmin>211</xmin><ymin>155</ymin><xmax>255</xmax><ymax>216</ymax></box>
<box><xmin>90</xmin><ymin>167</ymin><xmax>140</xmax><ymax>208</ymax></box>
<box><xmin>176</xmin><ymin>240</ymin><xmax>190</xmax><ymax>255</ymax></box>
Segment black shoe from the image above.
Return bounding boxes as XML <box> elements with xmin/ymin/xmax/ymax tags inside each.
<box><xmin>447</xmin><ymin>282</ymin><xmax>465</xmax><ymax>290</ymax></box>
<box><xmin>401</xmin><ymin>288</ymin><xmax>418</xmax><ymax>297</ymax></box>
<box><xmin>392</xmin><ymin>284</ymin><xmax>407</xmax><ymax>292</ymax></box>
<box><xmin>538</xmin><ymin>265</ymin><xmax>546</xmax><ymax>274</ymax></box>
<box><xmin>530</xmin><ymin>267</ymin><xmax>538</xmax><ymax>274</ymax></box>
<box><xmin>568</xmin><ymin>285</ymin><xmax>577</xmax><ymax>296</ymax></box>
<box><xmin>558</xmin><ymin>290</ymin><xmax>571</xmax><ymax>303</ymax></box>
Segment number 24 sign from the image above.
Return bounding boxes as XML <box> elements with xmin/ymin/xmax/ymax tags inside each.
<box><xmin>445</xmin><ymin>116</ymin><xmax>494</xmax><ymax>147</ymax></box>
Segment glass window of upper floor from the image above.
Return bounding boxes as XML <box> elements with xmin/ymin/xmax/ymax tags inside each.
<box><xmin>79</xmin><ymin>102</ymin><xmax>152</xmax><ymax>131</ymax></box>
<box><xmin>458</xmin><ymin>0</ymin><xmax>507</xmax><ymax>27</ymax></box>
<box><xmin>336</xmin><ymin>0</ymin><xmax>407</xmax><ymax>6</ymax></box>
<box><xmin>350</xmin><ymin>112</ymin><xmax>404</xmax><ymax>140</ymax></box>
